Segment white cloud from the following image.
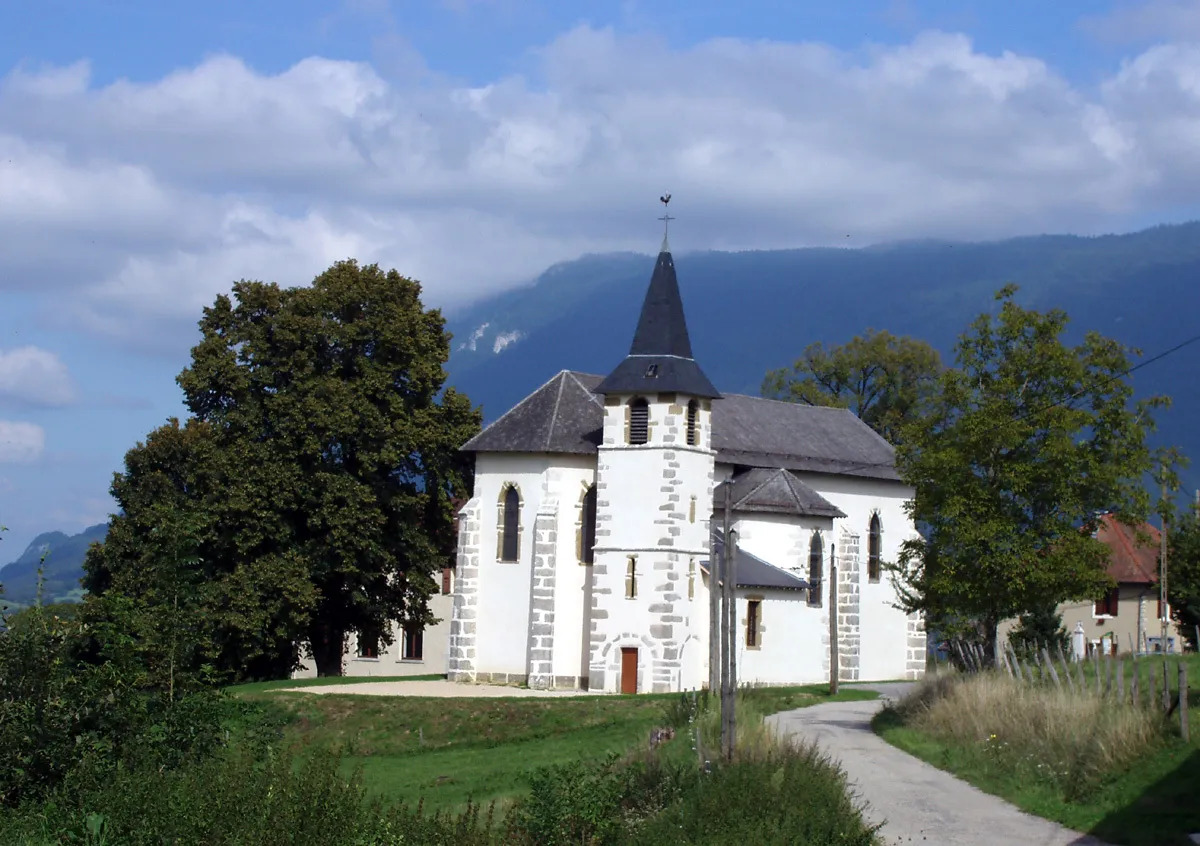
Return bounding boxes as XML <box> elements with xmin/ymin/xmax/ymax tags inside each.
<box><xmin>0</xmin><ymin>347</ymin><xmax>78</xmax><ymax>407</ymax></box>
<box><xmin>0</xmin><ymin>421</ymin><xmax>46</xmax><ymax>464</ymax></box>
<box><xmin>1079</xmin><ymin>1</ymin><xmax>1200</xmax><ymax>44</ymax></box>
<box><xmin>2</xmin><ymin>28</ymin><xmax>1200</xmax><ymax>351</ymax></box>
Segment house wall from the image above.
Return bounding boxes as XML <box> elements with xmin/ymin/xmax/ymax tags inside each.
<box><xmin>999</xmin><ymin>583</ymin><xmax>1178</xmax><ymax>655</ymax></box>
<box><xmin>292</xmin><ymin>593</ymin><xmax>454</xmax><ymax>678</ymax></box>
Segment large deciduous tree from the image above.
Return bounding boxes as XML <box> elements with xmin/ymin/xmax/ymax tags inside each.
<box><xmin>1168</xmin><ymin>510</ymin><xmax>1200</xmax><ymax>652</ymax></box>
<box><xmin>761</xmin><ymin>329</ymin><xmax>941</xmax><ymax>444</ymax></box>
<box><xmin>892</xmin><ymin>285</ymin><xmax>1172</xmax><ymax>663</ymax></box>
<box><xmin>85</xmin><ymin>260</ymin><xmax>481</xmax><ymax>679</ymax></box>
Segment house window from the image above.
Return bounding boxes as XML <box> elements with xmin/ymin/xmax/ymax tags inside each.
<box><xmin>628</xmin><ymin>398</ymin><xmax>649</xmax><ymax>445</ymax></box>
<box><xmin>402</xmin><ymin>624</ymin><xmax>424</xmax><ymax>660</ymax></box>
<box><xmin>686</xmin><ymin>400</ymin><xmax>699</xmax><ymax>446</ymax></box>
<box><xmin>442</xmin><ymin>567</ymin><xmax>453</xmax><ymax>595</ymax></box>
<box><xmin>808</xmin><ymin>532</ymin><xmax>824</xmax><ymax>607</ymax></box>
<box><xmin>688</xmin><ymin>557</ymin><xmax>696</xmax><ymax>599</ymax></box>
<box><xmin>867</xmin><ymin>513</ymin><xmax>882</xmax><ymax>583</ymax></box>
<box><xmin>1094</xmin><ymin>587</ymin><xmax>1119</xmax><ymax>618</ymax></box>
<box><xmin>746</xmin><ymin>599</ymin><xmax>762</xmax><ymax>648</ymax></box>
<box><xmin>357</xmin><ymin>626</ymin><xmax>381</xmax><ymax>659</ymax></box>
<box><xmin>581</xmin><ymin>485</ymin><xmax>598</xmax><ymax>564</ymax></box>
<box><xmin>626</xmin><ymin>556</ymin><xmax>638</xmax><ymax>599</ymax></box>
<box><xmin>500</xmin><ymin>484</ymin><xmax>520</xmax><ymax>562</ymax></box>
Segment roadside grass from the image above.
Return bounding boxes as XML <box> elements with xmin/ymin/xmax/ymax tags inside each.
<box><xmin>225</xmin><ymin>673</ymin><xmax>446</xmax><ymax>695</ymax></box>
<box><xmin>231</xmin><ymin>683</ymin><xmax>877</xmax><ymax>810</ymax></box>
<box><xmin>874</xmin><ymin>662</ymin><xmax>1200</xmax><ymax>846</ymax></box>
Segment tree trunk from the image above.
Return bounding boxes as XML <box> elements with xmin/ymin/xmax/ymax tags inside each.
<box><xmin>310</xmin><ymin>622</ymin><xmax>346</xmax><ymax>677</ymax></box>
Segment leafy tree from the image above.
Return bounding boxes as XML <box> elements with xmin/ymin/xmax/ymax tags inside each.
<box><xmin>1168</xmin><ymin>510</ymin><xmax>1200</xmax><ymax>651</ymax></box>
<box><xmin>1006</xmin><ymin>599</ymin><xmax>1069</xmax><ymax>658</ymax></box>
<box><xmin>86</xmin><ymin>260</ymin><xmax>481</xmax><ymax>679</ymax></box>
<box><xmin>891</xmin><ymin>285</ymin><xmax>1172</xmax><ymax>663</ymax></box>
<box><xmin>761</xmin><ymin>329</ymin><xmax>941</xmax><ymax>444</ymax></box>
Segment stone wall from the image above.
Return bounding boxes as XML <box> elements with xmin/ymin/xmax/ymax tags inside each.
<box><xmin>837</xmin><ymin>527</ymin><xmax>862</xmax><ymax>682</ymax></box>
<box><xmin>448</xmin><ymin>497</ymin><xmax>482</xmax><ymax>682</ymax></box>
<box><xmin>906</xmin><ymin>612</ymin><xmax>927</xmax><ymax>679</ymax></box>
<box><xmin>526</xmin><ymin>497</ymin><xmax>558</xmax><ymax>689</ymax></box>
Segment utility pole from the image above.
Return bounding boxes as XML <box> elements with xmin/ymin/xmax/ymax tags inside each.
<box><xmin>719</xmin><ymin>485</ymin><xmax>736</xmax><ymax>761</ymax></box>
<box><xmin>708</xmin><ymin>491</ymin><xmax>722</xmax><ymax>693</ymax></box>
<box><xmin>724</xmin><ymin>525</ymin><xmax>738</xmax><ymax>760</ymax></box>
<box><xmin>829</xmin><ymin>542</ymin><xmax>839</xmax><ymax>696</ymax></box>
<box><xmin>1160</xmin><ymin>475</ymin><xmax>1169</xmax><ymax>654</ymax></box>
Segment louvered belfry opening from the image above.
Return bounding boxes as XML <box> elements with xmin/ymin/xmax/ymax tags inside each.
<box><xmin>686</xmin><ymin>399</ymin><xmax>699</xmax><ymax>446</ymax></box>
<box><xmin>629</xmin><ymin>398</ymin><xmax>649</xmax><ymax>444</ymax></box>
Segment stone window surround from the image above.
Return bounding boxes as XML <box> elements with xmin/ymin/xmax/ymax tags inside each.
<box><xmin>496</xmin><ymin>482</ymin><xmax>523</xmax><ymax>563</ymax></box>
<box><xmin>627</xmin><ymin>397</ymin><xmax>651</xmax><ymax>445</ymax></box>
<box><xmin>745</xmin><ymin>595</ymin><xmax>764</xmax><ymax>649</ymax></box>
<box><xmin>606</xmin><ymin>394</ymin><xmax>712</xmax><ymax>448</ymax></box>
<box><xmin>625</xmin><ymin>554</ymin><xmax>638</xmax><ymax>599</ymax></box>
<box><xmin>576</xmin><ymin>481</ymin><xmax>598</xmax><ymax>565</ymax></box>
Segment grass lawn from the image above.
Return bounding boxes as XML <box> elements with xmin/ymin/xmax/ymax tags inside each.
<box><xmin>232</xmin><ymin>683</ymin><xmax>877</xmax><ymax>811</ymax></box>
<box><xmin>225</xmin><ymin>673</ymin><xmax>447</xmax><ymax>695</ymax></box>
<box><xmin>874</xmin><ymin>654</ymin><xmax>1200</xmax><ymax>846</ymax></box>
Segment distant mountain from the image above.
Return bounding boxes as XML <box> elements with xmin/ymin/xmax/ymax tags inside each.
<box><xmin>0</xmin><ymin>524</ymin><xmax>107</xmax><ymax>607</ymax></box>
<box><xmin>444</xmin><ymin>222</ymin><xmax>1200</xmax><ymax>497</ymax></box>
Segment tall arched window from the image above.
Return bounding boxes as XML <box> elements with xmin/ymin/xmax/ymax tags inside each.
<box><xmin>686</xmin><ymin>400</ymin><xmax>699</xmax><ymax>446</ymax></box>
<box><xmin>581</xmin><ymin>484</ymin><xmax>598</xmax><ymax>564</ymax></box>
<box><xmin>868</xmin><ymin>513</ymin><xmax>882</xmax><ymax>583</ymax></box>
<box><xmin>808</xmin><ymin>532</ymin><xmax>824</xmax><ymax>607</ymax></box>
<box><xmin>628</xmin><ymin>397</ymin><xmax>649</xmax><ymax>445</ymax></box>
<box><xmin>501</xmin><ymin>485</ymin><xmax>520</xmax><ymax>562</ymax></box>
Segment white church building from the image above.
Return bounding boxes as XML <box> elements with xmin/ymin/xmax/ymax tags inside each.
<box><xmin>446</xmin><ymin>234</ymin><xmax>926</xmax><ymax>694</ymax></box>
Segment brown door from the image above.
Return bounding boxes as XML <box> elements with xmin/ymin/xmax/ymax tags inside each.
<box><xmin>620</xmin><ymin>647</ymin><xmax>638</xmax><ymax>694</ymax></box>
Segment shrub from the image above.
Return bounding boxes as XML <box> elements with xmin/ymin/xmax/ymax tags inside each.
<box><xmin>886</xmin><ymin>669</ymin><xmax>1167</xmax><ymax>798</ymax></box>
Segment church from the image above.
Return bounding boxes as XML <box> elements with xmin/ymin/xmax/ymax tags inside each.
<box><xmin>446</xmin><ymin>227</ymin><xmax>927</xmax><ymax>694</ymax></box>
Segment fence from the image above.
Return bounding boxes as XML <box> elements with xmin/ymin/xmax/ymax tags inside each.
<box><xmin>947</xmin><ymin>638</ymin><xmax>1191</xmax><ymax>743</ymax></box>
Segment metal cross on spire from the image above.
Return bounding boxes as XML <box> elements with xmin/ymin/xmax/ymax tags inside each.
<box><xmin>658</xmin><ymin>193</ymin><xmax>673</xmax><ymax>253</ymax></box>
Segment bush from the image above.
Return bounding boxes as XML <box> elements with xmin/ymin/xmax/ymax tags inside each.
<box><xmin>885</xmin><ymin>670</ymin><xmax>1167</xmax><ymax>798</ymax></box>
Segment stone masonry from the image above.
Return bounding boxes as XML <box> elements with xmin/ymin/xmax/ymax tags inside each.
<box><xmin>448</xmin><ymin>497</ymin><xmax>482</xmax><ymax>682</ymax></box>
<box><xmin>526</xmin><ymin>497</ymin><xmax>559</xmax><ymax>689</ymax></box>
<box><xmin>837</xmin><ymin>527</ymin><xmax>862</xmax><ymax>682</ymax></box>
<box><xmin>906</xmin><ymin>612</ymin><xmax>927</xmax><ymax>679</ymax></box>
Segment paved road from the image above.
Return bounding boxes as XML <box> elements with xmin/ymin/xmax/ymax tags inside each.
<box><xmin>766</xmin><ymin>685</ymin><xmax>1113</xmax><ymax>846</ymax></box>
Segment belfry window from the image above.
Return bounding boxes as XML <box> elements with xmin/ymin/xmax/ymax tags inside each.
<box><xmin>686</xmin><ymin>400</ymin><xmax>699</xmax><ymax>446</ymax></box>
<box><xmin>628</xmin><ymin>398</ymin><xmax>649</xmax><ymax>445</ymax></box>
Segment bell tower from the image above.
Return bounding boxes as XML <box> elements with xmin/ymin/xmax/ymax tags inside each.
<box><xmin>587</xmin><ymin>200</ymin><xmax>720</xmax><ymax>693</ymax></box>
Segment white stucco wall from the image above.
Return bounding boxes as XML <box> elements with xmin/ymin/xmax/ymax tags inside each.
<box><xmin>735</xmin><ymin>590</ymin><xmax>828</xmax><ymax>685</ymax></box>
<box><xmin>792</xmin><ymin>471</ymin><xmax>917</xmax><ymax>682</ymax></box>
<box><xmin>472</xmin><ymin>453</ymin><xmax>553</xmax><ymax>676</ymax></box>
<box><xmin>549</xmin><ymin>455</ymin><xmax>600</xmax><ymax>682</ymax></box>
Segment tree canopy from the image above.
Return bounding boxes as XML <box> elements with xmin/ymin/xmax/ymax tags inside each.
<box><xmin>761</xmin><ymin>329</ymin><xmax>941</xmax><ymax>444</ymax></box>
<box><xmin>1168</xmin><ymin>508</ymin><xmax>1200</xmax><ymax>652</ymax></box>
<box><xmin>84</xmin><ymin>260</ymin><xmax>481</xmax><ymax>679</ymax></box>
<box><xmin>891</xmin><ymin>285</ymin><xmax>1172</xmax><ymax>660</ymax></box>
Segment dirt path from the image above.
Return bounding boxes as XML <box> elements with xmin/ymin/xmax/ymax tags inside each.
<box><xmin>766</xmin><ymin>686</ymin><xmax>1113</xmax><ymax>846</ymax></box>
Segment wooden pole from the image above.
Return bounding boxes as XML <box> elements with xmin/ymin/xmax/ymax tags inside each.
<box><xmin>1160</xmin><ymin>477</ymin><xmax>1169</xmax><ymax>654</ymax></box>
<box><xmin>726</xmin><ymin>526</ymin><xmax>738</xmax><ymax>760</ymax></box>
<box><xmin>1180</xmin><ymin>661</ymin><xmax>1190</xmax><ymax>743</ymax></box>
<box><xmin>829</xmin><ymin>543</ymin><xmax>839</xmax><ymax>696</ymax></box>
<box><xmin>1116</xmin><ymin>660</ymin><xmax>1125</xmax><ymax>702</ymax></box>
<box><xmin>1163</xmin><ymin>657</ymin><xmax>1171</xmax><ymax>712</ymax></box>
<box><xmin>1041</xmin><ymin>647</ymin><xmax>1061</xmax><ymax>689</ymax></box>
<box><xmin>708</xmin><ymin>533</ymin><xmax>720</xmax><ymax>693</ymax></box>
<box><xmin>720</xmin><ymin>488</ymin><xmax>733</xmax><ymax>759</ymax></box>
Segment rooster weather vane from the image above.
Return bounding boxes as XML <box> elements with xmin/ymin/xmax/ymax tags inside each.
<box><xmin>658</xmin><ymin>193</ymin><xmax>673</xmax><ymax>251</ymax></box>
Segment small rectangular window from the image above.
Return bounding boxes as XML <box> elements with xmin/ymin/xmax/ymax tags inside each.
<box><xmin>402</xmin><ymin>624</ymin><xmax>424</xmax><ymax>660</ymax></box>
<box><xmin>688</xmin><ymin>557</ymin><xmax>695</xmax><ymax>600</ymax></box>
<box><xmin>357</xmin><ymin>626</ymin><xmax>381</xmax><ymax>659</ymax></box>
<box><xmin>1094</xmin><ymin>588</ymin><xmax>1119</xmax><ymax>618</ymax></box>
<box><xmin>625</xmin><ymin>556</ymin><xmax>638</xmax><ymax>599</ymax></box>
<box><xmin>746</xmin><ymin>599</ymin><xmax>761</xmax><ymax>648</ymax></box>
<box><xmin>629</xmin><ymin>400</ymin><xmax>649</xmax><ymax>445</ymax></box>
<box><xmin>442</xmin><ymin>567</ymin><xmax>453</xmax><ymax>595</ymax></box>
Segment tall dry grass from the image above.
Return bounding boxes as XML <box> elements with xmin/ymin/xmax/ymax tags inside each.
<box><xmin>889</xmin><ymin>670</ymin><xmax>1166</xmax><ymax>798</ymax></box>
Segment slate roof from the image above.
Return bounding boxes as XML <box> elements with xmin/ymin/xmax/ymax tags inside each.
<box><xmin>701</xmin><ymin>530</ymin><xmax>809</xmax><ymax>592</ymax></box>
<box><xmin>463</xmin><ymin>371</ymin><xmax>901</xmax><ymax>482</ymax></box>
<box><xmin>714</xmin><ymin>468</ymin><xmax>846</xmax><ymax>519</ymax></box>
<box><xmin>1095</xmin><ymin>514</ymin><xmax>1161</xmax><ymax>585</ymax></box>
<box><xmin>594</xmin><ymin>250</ymin><xmax>721</xmax><ymax>399</ymax></box>
<box><xmin>461</xmin><ymin>371</ymin><xmax>603</xmax><ymax>454</ymax></box>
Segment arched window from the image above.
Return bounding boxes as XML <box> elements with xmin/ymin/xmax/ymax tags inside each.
<box><xmin>581</xmin><ymin>485</ymin><xmax>598</xmax><ymax>564</ymax></box>
<box><xmin>808</xmin><ymin>532</ymin><xmax>824</xmax><ymax>607</ymax></box>
<box><xmin>868</xmin><ymin>513</ymin><xmax>882</xmax><ymax>583</ymax></box>
<box><xmin>628</xmin><ymin>397</ymin><xmax>649</xmax><ymax>445</ymax></box>
<box><xmin>686</xmin><ymin>400</ymin><xmax>699</xmax><ymax>446</ymax></box>
<box><xmin>501</xmin><ymin>485</ymin><xmax>520</xmax><ymax>562</ymax></box>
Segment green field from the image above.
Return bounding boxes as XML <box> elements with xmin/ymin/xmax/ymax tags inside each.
<box><xmin>875</xmin><ymin>654</ymin><xmax>1200</xmax><ymax>846</ymax></box>
<box><xmin>233</xmin><ymin>682</ymin><xmax>878</xmax><ymax>810</ymax></box>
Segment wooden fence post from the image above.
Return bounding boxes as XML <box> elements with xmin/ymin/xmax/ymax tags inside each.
<box><xmin>1041</xmin><ymin>647</ymin><xmax>1062</xmax><ymax>689</ymax></box>
<box><xmin>1116</xmin><ymin>660</ymin><xmax>1124</xmax><ymax>703</ymax></box>
<box><xmin>1131</xmin><ymin>660</ymin><xmax>1140</xmax><ymax>707</ymax></box>
<box><xmin>1150</xmin><ymin>663</ymin><xmax>1159</xmax><ymax>712</ymax></box>
<box><xmin>1180</xmin><ymin>662</ymin><xmax>1190</xmax><ymax>743</ymax></box>
<box><xmin>1163</xmin><ymin>658</ymin><xmax>1171</xmax><ymax>713</ymax></box>
<box><xmin>1105</xmin><ymin>655</ymin><xmax>1114</xmax><ymax>698</ymax></box>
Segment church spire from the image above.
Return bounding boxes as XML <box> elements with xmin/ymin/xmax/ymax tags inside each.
<box><xmin>594</xmin><ymin>198</ymin><xmax>720</xmax><ymax>399</ymax></box>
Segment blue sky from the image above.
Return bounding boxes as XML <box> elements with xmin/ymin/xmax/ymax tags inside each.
<box><xmin>3</xmin><ymin>0</ymin><xmax>1200</xmax><ymax>557</ymax></box>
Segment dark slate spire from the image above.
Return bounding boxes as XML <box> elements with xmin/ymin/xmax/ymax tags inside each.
<box><xmin>594</xmin><ymin>229</ymin><xmax>720</xmax><ymax>399</ymax></box>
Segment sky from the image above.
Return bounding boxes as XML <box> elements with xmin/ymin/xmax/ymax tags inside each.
<box><xmin>3</xmin><ymin>0</ymin><xmax>1200</xmax><ymax>557</ymax></box>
